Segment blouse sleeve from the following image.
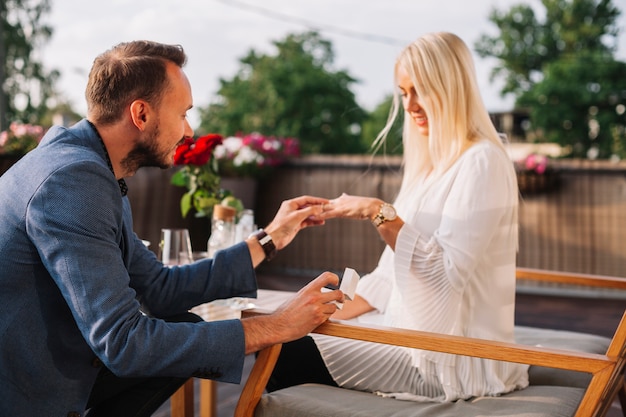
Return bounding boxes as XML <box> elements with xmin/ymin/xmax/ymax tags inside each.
<box><xmin>395</xmin><ymin>144</ymin><xmax>518</xmax><ymax>296</ymax></box>
<box><xmin>354</xmin><ymin>246</ymin><xmax>395</xmax><ymax>313</ymax></box>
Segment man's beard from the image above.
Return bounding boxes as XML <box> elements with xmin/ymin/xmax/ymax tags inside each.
<box><xmin>121</xmin><ymin>126</ymin><xmax>176</xmax><ymax>173</ymax></box>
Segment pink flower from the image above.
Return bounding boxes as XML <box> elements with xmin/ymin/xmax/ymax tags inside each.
<box><xmin>214</xmin><ymin>132</ymin><xmax>300</xmax><ymax>177</ymax></box>
<box><xmin>0</xmin><ymin>122</ymin><xmax>45</xmax><ymax>155</ymax></box>
<box><xmin>524</xmin><ymin>154</ymin><xmax>548</xmax><ymax>175</ymax></box>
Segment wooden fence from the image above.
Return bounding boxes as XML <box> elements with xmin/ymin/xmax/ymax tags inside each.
<box><xmin>254</xmin><ymin>157</ymin><xmax>626</xmax><ymax>281</ymax></box>
<box><xmin>123</xmin><ymin>156</ymin><xmax>626</xmax><ymax>284</ymax></box>
<box><xmin>4</xmin><ymin>153</ymin><xmax>625</xmax><ymax>295</ymax></box>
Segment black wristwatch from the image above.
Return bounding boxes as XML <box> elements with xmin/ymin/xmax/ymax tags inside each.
<box><xmin>250</xmin><ymin>229</ymin><xmax>277</xmax><ymax>261</ymax></box>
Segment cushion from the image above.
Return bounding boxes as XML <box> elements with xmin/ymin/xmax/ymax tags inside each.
<box><xmin>255</xmin><ymin>384</ymin><xmax>585</xmax><ymax>417</ymax></box>
<box><xmin>515</xmin><ymin>326</ymin><xmax>611</xmax><ymax>388</ymax></box>
<box><xmin>254</xmin><ymin>326</ymin><xmax>610</xmax><ymax>416</ymax></box>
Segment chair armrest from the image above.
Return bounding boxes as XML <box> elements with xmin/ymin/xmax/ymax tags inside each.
<box><xmin>242</xmin><ymin>309</ymin><xmax>616</xmax><ymax>373</ymax></box>
<box><xmin>236</xmin><ymin>309</ymin><xmax>626</xmax><ymax>417</ymax></box>
<box><xmin>516</xmin><ymin>267</ymin><xmax>626</xmax><ymax>290</ymax></box>
<box><xmin>234</xmin><ymin>342</ymin><xmax>282</xmax><ymax>417</ymax></box>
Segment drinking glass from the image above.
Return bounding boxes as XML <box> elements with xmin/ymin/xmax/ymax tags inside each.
<box><xmin>236</xmin><ymin>209</ymin><xmax>256</xmax><ymax>243</ymax></box>
<box><xmin>158</xmin><ymin>228</ymin><xmax>193</xmax><ymax>266</ymax></box>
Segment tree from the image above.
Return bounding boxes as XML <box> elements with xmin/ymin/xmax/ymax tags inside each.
<box><xmin>0</xmin><ymin>0</ymin><xmax>58</xmax><ymax>131</ymax></box>
<box><xmin>517</xmin><ymin>51</ymin><xmax>626</xmax><ymax>158</ymax></box>
<box><xmin>475</xmin><ymin>0</ymin><xmax>624</xmax><ymax>157</ymax></box>
<box><xmin>475</xmin><ymin>0</ymin><xmax>621</xmax><ymax>98</ymax></box>
<box><xmin>197</xmin><ymin>31</ymin><xmax>367</xmax><ymax>154</ymax></box>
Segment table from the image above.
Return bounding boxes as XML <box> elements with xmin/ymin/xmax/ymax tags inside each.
<box><xmin>174</xmin><ymin>290</ymin><xmax>293</xmax><ymax>417</ymax></box>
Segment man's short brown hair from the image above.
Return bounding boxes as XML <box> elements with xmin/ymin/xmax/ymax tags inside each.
<box><xmin>85</xmin><ymin>40</ymin><xmax>187</xmax><ymax>125</ymax></box>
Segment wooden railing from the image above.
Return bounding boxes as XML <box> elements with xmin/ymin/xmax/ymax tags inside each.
<box><xmin>253</xmin><ymin>156</ymin><xmax>626</xmax><ymax>280</ymax></box>
<box><xmin>123</xmin><ymin>156</ymin><xmax>626</xmax><ymax>283</ymax></box>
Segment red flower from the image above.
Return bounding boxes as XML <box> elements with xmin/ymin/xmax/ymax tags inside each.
<box><xmin>173</xmin><ymin>134</ymin><xmax>223</xmax><ymax>166</ymax></box>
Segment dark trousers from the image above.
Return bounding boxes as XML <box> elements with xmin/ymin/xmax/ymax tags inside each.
<box><xmin>85</xmin><ymin>312</ymin><xmax>201</xmax><ymax>417</ymax></box>
<box><xmin>266</xmin><ymin>335</ymin><xmax>338</xmax><ymax>392</ymax></box>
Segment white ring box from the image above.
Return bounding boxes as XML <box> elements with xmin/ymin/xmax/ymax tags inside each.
<box><xmin>323</xmin><ymin>267</ymin><xmax>359</xmax><ymax>309</ymax></box>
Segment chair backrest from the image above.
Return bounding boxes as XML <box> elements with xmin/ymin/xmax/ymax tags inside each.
<box><xmin>235</xmin><ymin>268</ymin><xmax>626</xmax><ymax>417</ymax></box>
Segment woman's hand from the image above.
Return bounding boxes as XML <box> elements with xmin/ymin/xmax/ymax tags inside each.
<box><xmin>319</xmin><ymin>193</ymin><xmax>383</xmax><ymax>221</ymax></box>
<box><xmin>331</xmin><ymin>294</ymin><xmax>375</xmax><ymax>320</ymax></box>
<box><xmin>318</xmin><ymin>193</ymin><xmax>404</xmax><ymax>250</ymax></box>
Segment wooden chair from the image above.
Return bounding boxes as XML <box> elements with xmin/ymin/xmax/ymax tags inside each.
<box><xmin>170</xmin><ymin>378</ymin><xmax>216</xmax><ymax>417</ymax></box>
<box><xmin>170</xmin><ymin>379</ymin><xmax>195</xmax><ymax>417</ymax></box>
<box><xmin>169</xmin><ymin>296</ymin><xmax>238</xmax><ymax>417</ymax></box>
<box><xmin>234</xmin><ymin>268</ymin><xmax>626</xmax><ymax>417</ymax></box>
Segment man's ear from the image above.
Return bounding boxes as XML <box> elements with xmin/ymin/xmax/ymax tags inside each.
<box><xmin>129</xmin><ymin>100</ymin><xmax>149</xmax><ymax>130</ymax></box>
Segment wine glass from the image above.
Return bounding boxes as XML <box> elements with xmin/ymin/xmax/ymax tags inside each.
<box><xmin>158</xmin><ymin>228</ymin><xmax>193</xmax><ymax>266</ymax></box>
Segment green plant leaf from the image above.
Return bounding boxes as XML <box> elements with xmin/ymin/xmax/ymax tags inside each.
<box><xmin>180</xmin><ymin>191</ymin><xmax>192</xmax><ymax>218</ymax></box>
<box><xmin>171</xmin><ymin>170</ymin><xmax>187</xmax><ymax>187</ymax></box>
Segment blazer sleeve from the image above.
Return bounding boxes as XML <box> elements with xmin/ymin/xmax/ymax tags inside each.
<box><xmin>27</xmin><ymin>159</ymin><xmax>253</xmax><ymax>382</ymax></box>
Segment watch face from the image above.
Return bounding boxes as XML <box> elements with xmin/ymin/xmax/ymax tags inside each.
<box><xmin>381</xmin><ymin>204</ymin><xmax>396</xmax><ymax>220</ymax></box>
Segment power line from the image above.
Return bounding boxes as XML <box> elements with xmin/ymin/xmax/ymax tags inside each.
<box><xmin>212</xmin><ymin>0</ymin><xmax>409</xmax><ymax>47</ymax></box>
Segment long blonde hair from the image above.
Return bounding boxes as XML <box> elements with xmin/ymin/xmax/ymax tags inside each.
<box><xmin>373</xmin><ymin>32</ymin><xmax>509</xmax><ymax>203</ymax></box>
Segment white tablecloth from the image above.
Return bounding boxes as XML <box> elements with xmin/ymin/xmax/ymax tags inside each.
<box><xmin>190</xmin><ymin>289</ymin><xmax>293</xmax><ymax>321</ymax></box>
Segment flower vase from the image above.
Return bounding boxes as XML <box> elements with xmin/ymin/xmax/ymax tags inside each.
<box><xmin>220</xmin><ymin>177</ymin><xmax>258</xmax><ymax>210</ymax></box>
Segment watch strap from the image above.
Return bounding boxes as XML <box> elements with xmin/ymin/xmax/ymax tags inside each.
<box><xmin>372</xmin><ymin>213</ymin><xmax>385</xmax><ymax>227</ymax></box>
<box><xmin>251</xmin><ymin>229</ymin><xmax>277</xmax><ymax>261</ymax></box>
<box><xmin>371</xmin><ymin>203</ymin><xmax>396</xmax><ymax>227</ymax></box>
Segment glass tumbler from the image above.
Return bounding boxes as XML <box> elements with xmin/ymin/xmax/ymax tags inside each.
<box><xmin>158</xmin><ymin>228</ymin><xmax>193</xmax><ymax>266</ymax></box>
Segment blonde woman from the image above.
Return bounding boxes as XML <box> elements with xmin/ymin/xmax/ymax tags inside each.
<box><xmin>268</xmin><ymin>32</ymin><xmax>529</xmax><ymax>402</ymax></box>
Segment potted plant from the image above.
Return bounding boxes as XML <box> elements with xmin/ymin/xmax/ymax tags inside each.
<box><xmin>170</xmin><ymin>133</ymin><xmax>230</xmax><ymax>218</ymax></box>
<box><xmin>514</xmin><ymin>152</ymin><xmax>560</xmax><ymax>195</ymax></box>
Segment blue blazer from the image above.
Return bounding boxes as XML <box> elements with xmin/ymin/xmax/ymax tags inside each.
<box><xmin>0</xmin><ymin>120</ymin><xmax>258</xmax><ymax>415</ymax></box>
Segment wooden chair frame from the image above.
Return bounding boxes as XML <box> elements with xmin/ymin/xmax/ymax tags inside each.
<box><xmin>234</xmin><ymin>268</ymin><xmax>626</xmax><ymax>417</ymax></box>
<box><xmin>170</xmin><ymin>378</ymin><xmax>216</xmax><ymax>417</ymax></box>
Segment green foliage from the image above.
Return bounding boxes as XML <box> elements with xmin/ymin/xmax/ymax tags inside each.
<box><xmin>171</xmin><ymin>165</ymin><xmax>226</xmax><ymax>218</ymax></box>
<box><xmin>476</xmin><ymin>0</ymin><xmax>624</xmax><ymax>158</ymax></box>
<box><xmin>518</xmin><ymin>52</ymin><xmax>626</xmax><ymax>158</ymax></box>
<box><xmin>198</xmin><ymin>31</ymin><xmax>367</xmax><ymax>154</ymax></box>
<box><xmin>1</xmin><ymin>0</ymin><xmax>59</xmax><ymax>128</ymax></box>
<box><xmin>0</xmin><ymin>122</ymin><xmax>44</xmax><ymax>156</ymax></box>
<box><xmin>360</xmin><ymin>94</ymin><xmax>403</xmax><ymax>155</ymax></box>
<box><xmin>475</xmin><ymin>0</ymin><xmax>621</xmax><ymax>97</ymax></box>
<box><xmin>475</xmin><ymin>5</ymin><xmax>545</xmax><ymax>97</ymax></box>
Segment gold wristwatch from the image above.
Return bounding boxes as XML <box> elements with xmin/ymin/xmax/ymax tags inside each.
<box><xmin>371</xmin><ymin>203</ymin><xmax>397</xmax><ymax>227</ymax></box>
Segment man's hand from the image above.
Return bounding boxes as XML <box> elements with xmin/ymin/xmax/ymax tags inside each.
<box><xmin>245</xmin><ymin>195</ymin><xmax>329</xmax><ymax>266</ymax></box>
<box><xmin>264</xmin><ymin>195</ymin><xmax>330</xmax><ymax>250</ymax></box>
<box><xmin>241</xmin><ymin>272</ymin><xmax>344</xmax><ymax>354</ymax></box>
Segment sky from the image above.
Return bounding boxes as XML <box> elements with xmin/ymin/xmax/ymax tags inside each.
<box><xmin>41</xmin><ymin>0</ymin><xmax>626</xmax><ymax>129</ymax></box>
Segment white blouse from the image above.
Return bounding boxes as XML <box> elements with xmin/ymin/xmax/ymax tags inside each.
<box><xmin>312</xmin><ymin>140</ymin><xmax>529</xmax><ymax>402</ymax></box>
